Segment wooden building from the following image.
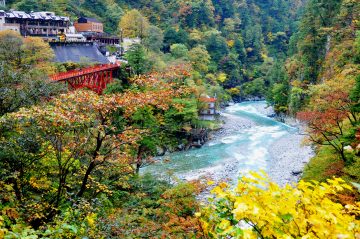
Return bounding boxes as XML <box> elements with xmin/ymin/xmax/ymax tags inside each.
<box><xmin>74</xmin><ymin>17</ymin><xmax>103</xmax><ymax>33</ymax></box>
<box><xmin>0</xmin><ymin>10</ymin><xmax>70</xmax><ymax>37</ymax></box>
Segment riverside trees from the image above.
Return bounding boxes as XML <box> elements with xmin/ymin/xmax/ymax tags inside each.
<box><xmin>0</xmin><ymin>30</ymin><xmax>63</xmax><ymax>116</ymax></box>
<box><xmin>0</xmin><ymin>63</ymin><xmax>205</xmax><ymax>234</ymax></box>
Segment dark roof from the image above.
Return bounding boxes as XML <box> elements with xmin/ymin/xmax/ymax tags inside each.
<box><xmin>3</xmin><ymin>10</ymin><xmax>69</xmax><ymax>21</ymax></box>
<box><xmin>78</xmin><ymin>17</ymin><xmax>102</xmax><ymax>23</ymax></box>
<box><xmin>51</xmin><ymin>44</ymin><xmax>109</xmax><ymax>64</ymax></box>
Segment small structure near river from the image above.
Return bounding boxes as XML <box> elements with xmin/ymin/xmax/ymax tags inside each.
<box><xmin>199</xmin><ymin>96</ymin><xmax>218</xmax><ymax>121</ymax></box>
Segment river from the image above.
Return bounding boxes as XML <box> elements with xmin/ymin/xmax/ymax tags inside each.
<box><xmin>142</xmin><ymin>101</ymin><xmax>313</xmax><ymax>186</ymax></box>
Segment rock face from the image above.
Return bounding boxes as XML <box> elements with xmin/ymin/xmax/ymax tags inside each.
<box><xmin>156</xmin><ymin>128</ymin><xmax>210</xmax><ymax>155</ymax></box>
<box><xmin>185</xmin><ymin>128</ymin><xmax>209</xmax><ymax>150</ymax></box>
<box><xmin>156</xmin><ymin>146</ymin><xmax>166</xmax><ymax>156</ymax></box>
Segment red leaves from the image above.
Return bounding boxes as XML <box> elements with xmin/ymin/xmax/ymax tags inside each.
<box><xmin>297</xmin><ymin>88</ymin><xmax>351</xmax><ymax>135</ymax></box>
<box><xmin>297</xmin><ymin>109</ymin><xmax>347</xmax><ymax>134</ymax></box>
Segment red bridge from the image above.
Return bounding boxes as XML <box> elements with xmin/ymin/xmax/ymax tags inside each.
<box><xmin>51</xmin><ymin>63</ymin><xmax>120</xmax><ymax>94</ymax></box>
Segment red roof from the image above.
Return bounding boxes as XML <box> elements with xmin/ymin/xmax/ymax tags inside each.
<box><xmin>200</xmin><ymin>97</ymin><xmax>216</xmax><ymax>103</ymax></box>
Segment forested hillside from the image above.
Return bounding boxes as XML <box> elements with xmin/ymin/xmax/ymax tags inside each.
<box><xmin>288</xmin><ymin>0</ymin><xmax>360</xmax><ymax>188</ymax></box>
<box><xmin>5</xmin><ymin>0</ymin><xmax>305</xmax><ymax>100</ymax></box>
<box><xmin>268</xmin><ymin>0</ymin><xmax>359</xmax><ymax>114</ymax></box>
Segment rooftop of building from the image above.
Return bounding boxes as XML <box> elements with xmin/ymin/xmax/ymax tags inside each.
<box><xmin>77</xmin><ymin>17</ymin><xmax>102</xmax><ymax>23</ymax></box>
<box><xmin>0</xmin><ymin>10</ymin><xmax>69</xmax><ymax>21</ymax></box>
<box><xmin>200</xmin><ymin>97</ymin><xmax>217</xmax><ymax>103</ymax></box>
<box><xmin>50</xmin><ymin>43</ymin><xmax>109</xmax><ymax>64</ymax></box>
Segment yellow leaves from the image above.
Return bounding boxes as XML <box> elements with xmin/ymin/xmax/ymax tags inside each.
<box><xmin>0</xmin><ymin>216</ymin><xmax>6</xmax><ymax>238</ymax></box>
<box><xmin>219</xmin><ymin>182</ymin><xmax>228</xmax><ymax>189</ymax></box>
<box><xmin>29</xmin><ymin>177</ymin><xmax>51</xmax><ymax>190</ymax></box>
<box><xmin>227</xmin><ymin>87</ymin><xmax>241</xmax><ymax>96</ymax></box>
<box><xmin>227</xmin><ymin>40</ymin><xmax>235</xmax><ymax>48</ymax></box>
<box><xmin>218</xmin><ymin>219</ymin><xmax>231</xmax><ymax>230</ymax></box>
<box><xmin>207</xmin><ymin>180</ymin><xmax>215</xmax><ymax>186</ymax></box>
<box><xmin>211</xmin><ymin>186</ymin><xmax>226</xmax><ymax>198</ymax></box>
<box><xmin>217</xmin><ymin>72</ymin><xmax>228</xmax><ymax>83</ymax></box>
<box><xmin>119</xmin><ymin>9</ymin><xmax>150</xmax><ymax>38</ymax></box>
<box><xmin>200</xmin><ymin>173</ymin><xmax>360</xmax><ymax>238</ymax></box>
<box><xmin>183</xmin><ymin>125</ymin><xmax>192</xmax><ymax>132</ymax></box>
<box><xmin>85</xmin><ymin>213</ymin><xmax>97</xmax><ymax>227</ymax></box>
<box><xmin>232</xmin><ymin>202</ymin><xmax>248</xmax><ymax>218</ymax></box>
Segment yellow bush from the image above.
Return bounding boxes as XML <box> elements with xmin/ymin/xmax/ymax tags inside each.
<box><xmin>200</xmin><ymin>172</ymin><xmax>360</xmax><ymax>238</ymax></box>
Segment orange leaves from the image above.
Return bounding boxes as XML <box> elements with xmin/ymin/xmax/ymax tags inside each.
<box><xmin>116</xmin><ymin>127</ymin><xmax>144</xmax><ymax>145</ymax></box>
<box><xmin>297</xmin><ymin>86</ymin><xmax>351</xmax><ymax>135</ymax></box>
<box><xmin>3</xmin><ymin>64</ymin><xmax>194</xmax><ymax>188</ymax></box>
<box><xmin>297</xmin><ymin>109</ymin><xmax>347</xmax><ymax>133</ymax></box>
<box><xmin>129</xmin><ymin>64</ymin><xmax>191</xmax><ymax>86</ymax></box>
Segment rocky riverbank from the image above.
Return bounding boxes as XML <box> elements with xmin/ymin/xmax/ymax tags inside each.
<box><xmin>268</xmin><ymin>128</ymin><xmax>315</xmax><ymax>186</ymax></box>
<box><xmin>199</xmin><ymin>103</ymin><xmax>314</xmax><ymax>186</ymax></box>
<box><xmin>146</xmin><ymin>102</ymin><xmax>315</xmax><ymax>200</ymax></box>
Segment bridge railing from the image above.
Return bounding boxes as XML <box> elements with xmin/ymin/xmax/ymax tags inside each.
<box><xmin>51</xmin><ymin>63</ymin><xmax>120</xmax><ymax>81</ymax></box>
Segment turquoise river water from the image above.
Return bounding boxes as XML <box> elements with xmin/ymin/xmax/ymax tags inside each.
<box><xmin>142</xmin><ymin>101</ymin><xmax>298</xmax><ymax>181</ymax></box>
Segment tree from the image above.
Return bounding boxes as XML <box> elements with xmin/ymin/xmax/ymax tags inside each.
<box><xmin>119</xmin><ymin>9</ymin><xmax>150</xmax><ymax>39</ymax></box>
<box><xmin>268</xmin><ymin>82</ymin><xmax>289</xmax><ymax>113</ymax></box>
<box><xmin>233</xmin><ymin>37</ymin><xmax>247</xmax><ymax>64</ymax></box>
<box><xmin>22</xmin><ymin>37</ymin><xmax>55</xmax><ymax>74</ymax></box>
<box><xmin>125</xmin><ymin>44</ymin><xmax>150</xmax><ymax>75</ymax></box>
<box><xmin>0</xmin><ymin>31</ymin><xmax>61</xmax><ymax>116</ymax></box>
<box><xmin>1</xmin><ymin>87</ymin><xmax>177</xmax><ymax>222</ymax></box>
<box><xmin>205</xmin><ymin>33</ymin><xmax>229</xmax><ymax>63</ymax></box>
<box><xmin>0</xmin><ymin>31</ymin><xmax>54</xmax><ymax>73</ymax></box>
<box><xmin>188</xmin><ymin>45</ymin><xmax>211</xmax><ymax>74</ymax></box>
<box><xmin>170</xmin><ymin>44</ymin><xmax>189</xmax><ymax>59</ymax></box>
<box><xmin>0</xmin><ymin>30</ymin><xmax>23</xmax><ymax>69</ymax></box>
<box><xmin>297</xmin><ymin>90</ymin><xmax>355</xmax><ymax>162</ymax></box>
<box><xmin>143</xmin><ymin>25</ymin><xmax>164</xmax><ymax>52</ymax></box>
<box><xmin>163</xmin><ymin>27</ymin><xmax>189</xmax><ymax>52</ymax></box>
<box><xmin>248</xmin><ymin>26</ymin><xmax>264</xmax><ymax>61</ymax></box>
<box><xmin>0</xmin><ymin>64</ymin><xmax>193</xmax><ymax>226</ymax></box>
<box><xmin>200</xmin><ymin>172</ymin><xmax>359</xmax><ymax>238</ymax></box>
<box><xmin>0</xmin><ymin>63</ymin><xmax>62</xmax><ymax>116</ymax></box>
<box><xmin>178</xmin><ymin>0</ymin><xmax>215</xmax><ymax>28</ymax></box>
<box><xmin>266</xmin><ymin>62</ymin><xmax>289</xmax><ymax>113</ymax></box>
<box><xmin>350</xmin><ymin>75</ymin><xmax>360</xmax><ymax>117</ymax></box>
<box><xmin>1</xmin><ymin>91</ymin><xmax>140</xmax><ymax>224</ymax></box>
<box><xmin>241</xmin><ymin>79</ymin><xmax>266</xmax><ymax>98</ymax></box>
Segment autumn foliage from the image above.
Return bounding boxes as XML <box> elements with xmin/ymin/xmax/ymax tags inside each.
<box><xmin>0</xmin><ymin>64</ymin><xmax>199</xmax><ymax>232</ymax></box>
<box><xmin>297</xmin><ymin>80</ymin><xmax>359</xmax><ymax>162</ymax></box>
<box><xmin>200</xmin><ymin>172</ymin><xmax>360</xmax><ymax>238</ymax></box>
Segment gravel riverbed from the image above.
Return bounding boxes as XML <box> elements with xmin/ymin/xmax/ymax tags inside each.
<box><xmin>268</xmin><ymin>131</ymin><xmax>315</xmax><ymax>186</ymax></box>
